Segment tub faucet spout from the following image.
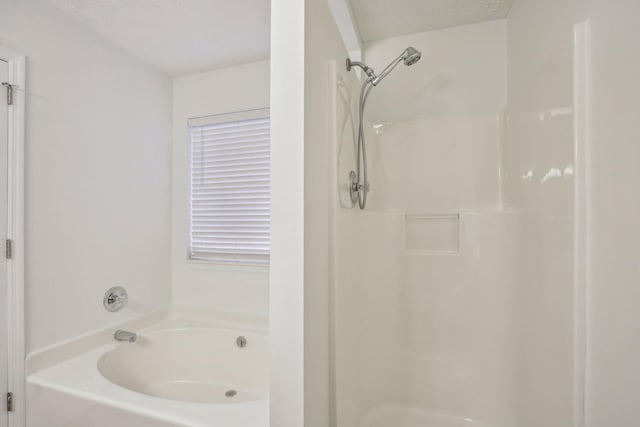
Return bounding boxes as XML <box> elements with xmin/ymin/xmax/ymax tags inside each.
<box><xmin>114</xmin><ymin>329</ymin><xmax>137</xmax><ymax>343</ymax></box>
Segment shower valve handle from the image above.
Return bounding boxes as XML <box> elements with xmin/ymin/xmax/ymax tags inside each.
<box><xmin>348</xmin><ymin>171</ymin><xmax>370</xmax><ymax>208</ymax></box>
<box><xmin>350</xmin><ymin>179</ymin><xmax>369</xmax><ymax>194</ymax></box>
<box><xmin>103</xmin><ymin>286</ymin><xmax>128</xmax><ymax>312</ymax></box>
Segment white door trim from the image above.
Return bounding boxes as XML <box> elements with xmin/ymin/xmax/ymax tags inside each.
<box><xmin>0</xmin><ymin>46</ymin><xmax>25</xmax><ymax>427</ymax></box>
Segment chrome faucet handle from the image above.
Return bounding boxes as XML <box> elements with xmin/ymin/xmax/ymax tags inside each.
<box><xmin>103</xmin><ymin>286</ymin><xmax>128</xmax><ymax>312</ymax></box>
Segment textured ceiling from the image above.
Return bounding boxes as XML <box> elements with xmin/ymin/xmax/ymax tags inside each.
<box><xmin>348</xmin><ymin>0</ymin><xmax>514</xmax><ymax>42</ymax></box>
<box><xmin>44</xmin><ymin>0</ymin><xmax>512</xmax><ymax>76</ymax></box>
<box><xmin>45</xmin><ymin>0</ymin><xmax>270</xmax><ymax>76</ymax></box>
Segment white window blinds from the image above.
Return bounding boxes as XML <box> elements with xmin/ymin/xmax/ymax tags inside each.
<box><xmin>188</xmin><ymin>109</ymin><xmax>270</xmax><ymax>265</ymax></box>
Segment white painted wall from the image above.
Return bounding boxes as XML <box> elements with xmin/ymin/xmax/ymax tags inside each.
<box><xmin>586</xmin><ymin>0</ymin><xmax>640</xmax><ymax>424</ymax></box>
<box><xmin>171</xmin><ymin>61</ymin><xmax>269</xmax><ymax>316</ymax></box>
<box><xmin>270</xmin><ymin>0</ymin><xmax>305</xmax><ymax>425</ymax></box>
<box><xmin>0</xmin><ymin>0</ymin><xmax>172</xmax><ymax>353</ymax></box>
<box><xmin>270</xmin><ymin>0</ymin><xmax>351</xmax><ymax>425</ymax></box>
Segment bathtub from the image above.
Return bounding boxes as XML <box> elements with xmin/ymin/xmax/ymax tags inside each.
<box><xmin>26</xmin><ymin>308</ymin><xmax>269</xmax><ymax>427</ymax></box>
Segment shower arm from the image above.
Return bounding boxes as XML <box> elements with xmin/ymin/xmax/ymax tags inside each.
<box><xmin>370</xmin><ymin>54</ymin><xmax>404</xmax><ymax>86</ymax></box>
<box><xmin>345</xmin><ymin>59</ymin><xmax>376</xmax><ymax>80</ymax></box>
<box><xmin>347</xmin><ymin>54</ymin><xmax>407</xmax><ymax>87</ymax></box>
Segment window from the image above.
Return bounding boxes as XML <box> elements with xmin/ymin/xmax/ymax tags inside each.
<box><xmin>188</xmin><ymin>109</ymin><xmax>270</xmax><ymax>265</ymax></box>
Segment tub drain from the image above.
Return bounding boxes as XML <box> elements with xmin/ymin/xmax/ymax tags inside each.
<box><xmin>225</xmin><ymin>390</ymin><xmax>237</xmax><ymax>398</ymax></box>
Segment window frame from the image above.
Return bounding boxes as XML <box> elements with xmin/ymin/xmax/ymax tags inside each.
<box><xmin>187</xmin><ymin>107</ymin><xmax>271</xmax><ymax>267</ymax></box>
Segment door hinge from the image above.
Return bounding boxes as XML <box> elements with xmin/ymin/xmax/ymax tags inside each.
<box><xmin>5</xmin><ymin>239</ymin><xmax>12</xmax><ymax>260</ymax></box>
<box><xmin>6</xmin><ymin>392</ymin><xmax>12</xmax><ymax>412</ymax></box>
<box><xmin>1</xmin><ymin>82</ymin><xmax>12</xmax><ymax>106</ymax></box>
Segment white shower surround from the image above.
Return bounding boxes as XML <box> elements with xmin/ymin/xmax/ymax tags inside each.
<box><xmin>332</xmin><ymin>9</ymin><xmax>581</xmax><ymax>427</ymax></box>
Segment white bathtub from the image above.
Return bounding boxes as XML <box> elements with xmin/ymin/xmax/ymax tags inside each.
<box><xmin>26</xmin><ymin>308</ymin><xmax>269</xmax><ymax>427</ymax></box>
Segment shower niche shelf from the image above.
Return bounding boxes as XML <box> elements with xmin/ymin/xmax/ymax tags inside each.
<box><xmin>404</xmin><ymin>213</ymin><xmax>460</xmax><ymax>254</ymax></box>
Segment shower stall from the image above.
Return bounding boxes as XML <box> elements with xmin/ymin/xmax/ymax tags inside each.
<box><xmin>330</xmin><ymin>11</ymin><xmax>580</xmax><ymax>427</ymax></box>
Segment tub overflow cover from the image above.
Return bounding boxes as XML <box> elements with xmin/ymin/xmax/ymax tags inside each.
<box><xmin>236</xmin><ymin>336</ymin><xmax>247</xmax><ymax>348</ymax></box>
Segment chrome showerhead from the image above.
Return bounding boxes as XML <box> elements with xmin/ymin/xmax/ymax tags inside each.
<box><xmin>345</xmin><ymin>46</ymin><xmax>422</xmax><ymax>86</ymax></box>
<box><xmin>370</xmin><ymin>46</ymin><xmax>422</xmax><ymax>86</ymax></box>
<box><xmin>402</xmin><ymin>47</ymin><xmax>422</xmax><ymax>66</ymax></box>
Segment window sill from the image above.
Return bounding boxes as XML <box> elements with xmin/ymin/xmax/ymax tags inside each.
<box><xmin>184</xmin><ymin>258</ymin><xmax>270</xmax><ymax>274</ymax></box>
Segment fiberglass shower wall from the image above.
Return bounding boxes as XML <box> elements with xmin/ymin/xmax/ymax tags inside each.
<box><xmin>333</xmin><ymin>12</ymin><xmax>578</xmax><ymax>427</ymax></box>
<box><xmin>334</xmin><ymin>20</ymin><xmax>517</xmax><ymax>427</ymax></box>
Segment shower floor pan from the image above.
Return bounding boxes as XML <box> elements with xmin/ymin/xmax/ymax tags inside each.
<box><xmin>361</xmin><ymin>404</ymin><xmax>484</xmax><ymax>427</ymax></box>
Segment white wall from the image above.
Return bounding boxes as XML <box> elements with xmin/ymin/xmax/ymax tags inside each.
<box><xmin>270</xmin><ymin>0</ymin><xmax>350</xmax><ymax>425</ymax></box>
<box><xmin>171</xmin><ymin>61</ymin><xmax>269</xmax><ymax>316</ymax></box>
<box><xmin>586</xmin><ymin>0</ymin><xmax>640</xmax><ymax>424</ymax></box>
<box><xmin>0</xmin><ymin>0</ymin><xmax>172</xmax><ymax>353</ymax></box>
<box><xmin>270</xmin><ymin>0</ymin><xmax>305</xmax><ymax>425</ymax></box>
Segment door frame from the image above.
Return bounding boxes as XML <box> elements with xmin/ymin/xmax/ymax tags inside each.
<box><xmin>0</xmin><ymin>46</ymin><xmax>25</xmax><ymax>427</ymax></box>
